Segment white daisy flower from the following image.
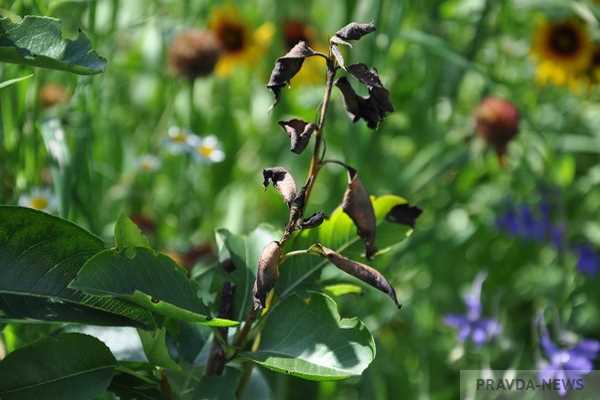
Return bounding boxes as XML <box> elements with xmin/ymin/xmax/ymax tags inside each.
<box><xmin>18</xmin><ymin>188</ymin><xmax>58</xmax><ymax>213</ymax></box>
<box><xmin>189</xmin><ymin>135</ymin><xmax>225</xmax><ymax>163</ymax></box>
<box><xmin>136</xmin><ymin>154</ymin><xmax>161</xmax><ymax>172</ymax></box>
<box><xmin>162</xmin><ymin>126</ymin><xmax>194</xmax><ymax>155</ymax></box>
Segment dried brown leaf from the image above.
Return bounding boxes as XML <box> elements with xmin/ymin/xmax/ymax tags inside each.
<box><xmin>252</xmin><ymin>241</ymin><xmax>282</xmax><ymax>311</ymax></box>
<box><xmin>278</xmin><ymin>119</ymin><xmax>317</xmax><ymax>154</ymax></box>
<box><xmin>334</xmin><ymin>22</ymin><xmax>376</xmax><ymax>42</ymax></box>
<box><xmin>310</xmin><ymin>244</ymin><xmax>400</xmax><ymax>308</ymax></box>
<box><xmin>341</xmin><ymin>167</ymin><xmax>377</xmax><ymax>259</ymax></box>
<box><xmin>267</xmin><ymin>41</ymin><xmax>317</xmax><ymax>106</ymax></box>
<box><xmin>262</xmin><ymin>167</ymin><xmax>298</xmax><ymax>207</ymax></box>
<box><xmin>335</xmin><ymin>69</ymin><xmax>394</xmax><ymax>129</ymax></box>
<box><xmin>386</xmin><ymin>204</ymin><xmax>423</xmax><ymax>228</ymax></box>
<box><xmin>301</xmin><ymin>211</ymin><xmax>326</xmax><ymax>229</ymax></box>
<box><xmin>331</xmin><ymin>44</ymin><xmax>346</xmax><ymax>70</ymax></box>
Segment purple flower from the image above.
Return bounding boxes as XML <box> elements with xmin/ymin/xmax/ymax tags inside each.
<box><xmin>575</xmin><ymin>244</ymin><xmax>599</xmax><ymax>278</ymax></box>
<box><xmin>537</xmin><ymin>318</ymin><xmax>600</xmax><ymax>396</ymax></box>
<box><xmin>444</xmin><ymin>273</ymin><xmax>501</xmax><ymax>346</ymax></box>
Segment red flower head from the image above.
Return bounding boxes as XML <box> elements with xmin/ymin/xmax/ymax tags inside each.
<box><xmin>474</xmin><ymin>97</ymin><xmax>520</xmax><ymax>165</ymax></box>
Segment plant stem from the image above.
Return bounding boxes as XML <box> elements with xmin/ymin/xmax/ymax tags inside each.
<box><xmin>302</xmin><ymin>63</ymin><xmax>336</xmax><ymax>206</ymax></box>
<box><xmin>233</xmin><ymin>57</ymin><xmax>337</xmax><ymax>399</ymax></box>
<box><xmin>280</xmin><ymin>61</ymin><xmax>337</xmax><ymax>243</ymax></box>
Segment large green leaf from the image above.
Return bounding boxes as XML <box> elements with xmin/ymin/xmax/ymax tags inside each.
<box><xmin>277</xmin><ymin>195</ymin><xmax>412</xmax><ymax>297</ymax></box>
<box><xmin>137</xmin><ymin>327</ymin><xmax>179</xmax><ymax>370</ymax></box>
<box><xmin>215</xmin><ymin>225</ymin><xmax>280</xmax><ymax>321</ymax></box>
<box><xmin>167</xmin><ymin>366</ymin><xmax>241</xmax><ymax>400</ymax></box>
<box><xmin>0</xmin><ymin>333</ymin><xmax>116</xmax><ymax>400</ymax></box>
<box><xmin>240</xmin><ymin>291</ymin><xmax>375</xmax><ymax>381</ymax></box>
<box><xmin>70</xmin><ymin>246</ymin><xmax>238</xmax><ymax>327</ymax></box>
<box><xmin>0</xmin><ymin>206</ymin><xmax>153</xmax><ymax>327</ymax></box>
<box><xmin>0</xmin><ymin>16</ymin><xmax>106</xmax><ymax>74</ymax></box>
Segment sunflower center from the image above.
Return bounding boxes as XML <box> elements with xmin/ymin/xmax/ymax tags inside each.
<box><xmin>216</xmin><ymin>21</ymin><xmax>246</xmax><ymax>53</ymax></box>
<box><xmin>197</xmin><ymin>145</ymin><xmax>215</xmax><ymax>158</ymax></box>
<box><xmin>549</xmin><ymin>24</ymin><xmax>581</xmax><ymax>56</ymax></box>
<box><xmin>31</xmin><ymin>196</ymin><xmax>49</xmax><ymax>210</ymax></box>
<box><xmin>592</xmin><ymin>48</ymin><xmax>600</xmax><ymax>68</ymax></box>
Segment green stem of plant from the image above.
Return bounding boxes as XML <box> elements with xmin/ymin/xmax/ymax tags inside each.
<box><xmin>189</xmin><ymin>79</ymin><xmax>196</xmax><ymax>130</ymax></box>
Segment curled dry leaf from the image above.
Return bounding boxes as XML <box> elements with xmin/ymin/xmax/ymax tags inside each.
<box><xmin>252</xmin><ymin>241</ymin><xmax>282</xmax><ymax>311</ymax></box>
<box><xmin>334</xmin><ymin>22</ymin><xmax>376</xmax><ymax>42</ymax></box>
<box><xmin>262</xmin><ymin>167</ymin><xmax>298</xmax><ymax>207</ymax></box>
<box><xmin>278</xmin><ymin>119</ymin><xmax>317</xmax><ymax>154</ymax></box>
<box><xmin>330</xmin><ymin>44</ymin><xmax>346</xmax><ymax>70</ymax></box>
<box><xmin>335</xmin><ymin>75</ymin><xmax>393</xmax><ymax>129</ymax></box>
<box><xmin>301</xmin><ymin>211</ymin><xmax>326</xmax><ymax>229</ymax></box>
<box><xmin>267</xmin><ymin>41</ymin><xmax>317</xmax><ymax>106</ymax></box>
<box><xmin>310</xmin><ymin>244</ymin><xmax>400</xmax><ymax>308</ymax></box>
<box><xmin>386</xmin><ymin>203</ymin><xmax>423</xmax><ymax>228</ymax></box>
<box><xmin>341</xmin><ymin>167</ymin><xmax>377</xmax><ymax>259</ymax></box>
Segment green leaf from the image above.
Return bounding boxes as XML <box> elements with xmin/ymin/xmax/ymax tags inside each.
<box><xmin>0</xmin><ymin>332</ymin><xmax>116</xmax><ymax>400</ymax></box>
<box><xmin>277</xmin><ymin>195</ymin><xmax>412</xmax><ymax>298</ymax></box>
<box><xmin>115</xmin><ymin>214</ymin><xmax>150</xmax><ymax>249</ymax></box>
<box><xmin>108</xmin><ymin>362</ymin><xmax>167</xmax><ymax>400</ymax></box>
<box><xmin>240</xmin><ymin>291</ymin><xmax>375</xmax><ymax>381</ymax></box>
<box><xmin>0</xmin><ymin>73</ymin><xmax>33</xmax><ymax>89</ymax></box>
<box><xmin>167</xmin><ymin>366</ymin><xmax>241</xmax><ymax>400</ymax></box>
<box><xmin>70</xmin><ymin>246</ymin><xmax>238</xmax><ymax>327</ymax></box>
<box><xmin>137</xmin><ymin>327</ymin><xmax>179</xmax><ymax>370</ymax></box>
<box><xmin>323</xmin><ymin>283</ymin><xmax>363</xmax><ymax>297</ymax></box>
<box><xmin>0</xmin><ymin>206</ymin><xmax>154</xmax><ymax>327</ymax></box>
<box><xmin>216</xmin><ymin>225</ymin><xmax>280</xmax><ymax>321</ymax></box>
<box><xmin>0</xmin><ymin>16</ymin><xmax>106</xmax><ymax>74</ymax></box>
<box><xmin>108</xmin><ymin>367</ymin><xmax>167</xmax><ymax>400</ymax></box>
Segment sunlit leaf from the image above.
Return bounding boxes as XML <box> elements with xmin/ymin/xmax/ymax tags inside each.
<box><xmin>70</xmin><ymin>247</ymin><xmax>238</xmax><ymax>327</ymax></box>
<box><xmin>240</xmin><ymin>291</ymin><xmax>375</xmax><ymax>381</ymax></box>
<box><xmin>277</xmin><ymin>195</ymin><xmax>414</xmax><ymax>298</ymax></box>
<box><xmin>0</xmin><ymin>206</ymin><xmax>154</xmax><ymax>328</ymax></box>
<box><xmin>0</xmin><ymin>16</ymin><xmax>106</xmax><ymax>74</ymax></box>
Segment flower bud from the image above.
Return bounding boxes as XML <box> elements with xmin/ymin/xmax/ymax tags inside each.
<box><xmin>474</xmin><ymin>97</ymin><xmax>520</xmax><ymax>164</ymax></box>
<box><xmin>168</xmin><ymin>30</ymin><xmax>221</xmax><ymax>80</ymax></box>
<box><xmin>39</xmin><ymin>83</ymin><xmax>69</xmax><ymax>109</ymax></box>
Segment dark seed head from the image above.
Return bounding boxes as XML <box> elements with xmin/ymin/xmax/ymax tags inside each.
<box><xmin>168</xmin><ymin>30</ymin><xmax>221</xmax><ymax>80</ymax></box>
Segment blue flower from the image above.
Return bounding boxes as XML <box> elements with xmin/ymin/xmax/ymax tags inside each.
<box><xmin>444</xmin><ymin>273</ymin><xmax>501</xmax><ymax>346</ymax></box>
<box><xmin>496</xmin><ymin>201</ymin><xmax>565</xmax><ymax>248</ymax></box>
<box><xmin>537</xmin><ymin>317</ymin><xmax>600</xmax><ymax>396</ymax></box>
<box><xmin>574</xmin><ymin>244</ymin><xmax>599</xmax><ymax>277</ymax></box>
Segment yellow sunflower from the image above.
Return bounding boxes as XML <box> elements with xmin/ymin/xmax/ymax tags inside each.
<box><xmin>282</xmin><ymin>19</ymin><xmax>327</xmax><ymax>86</ymax></box>
<box><xmin>209</xmin><ymin>5</ymin><xmax>274</xmax><ymax>76</ymax></box>
<box><xmin>586</xmin><ymin>44</ymin><xmax>600</xmax><ymax>83</ymax></box>
<box><xmin>531</xmin><ymin>18</ymin><xmax>593</xmax><ymax>89</ymax></box>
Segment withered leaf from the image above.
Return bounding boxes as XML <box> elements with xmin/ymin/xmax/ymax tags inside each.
<box><xmin>310</xmin><ymin>244</ymin><xmax>400</xmax><ymax>308</ymax></box>
<box><xmin>263</xmin><ymin>167</ymin><xmax>298</xmax><ymax>207</ymax></box>
<box><xmin>331</xmin><ymin>44</ymin><xmax>346</xmax><ymax>70</ymax></box>
<box><xmin>335</xmin><ymin>74</ymin><xmax>393</xmax><ymax>129</ymax></box>
<box><xmin>267</xmin><ymin>41</ymin><xmax>317</xmax><ymax>105</ymax></box>
<box><xmin>341</xmin><ymin>167</ymin><xmax>377</xmax><ymax>259</ymax></box>
<box><xmin>386</xmin><ymin>203</ymin><xmax>423</xmax><ymax>228</ymax></box>
<box><xmin>278</xmin><ymin>119</ymin><xmax>317</xmax><ymax>154</ymax></box>
<box><xmin>301</xmin><ymin>211</ymin><xmax>326</xmax><ymax>229</ymax></box>
<box><xmin>347</xmin><ymin>63</ymin><xmax>384</xmax><ymax>88</ymax></box>
<box><xmin>252</xmin><ymin>241</ymin><xmax>281</xmax><ymax>311</ymax></box>
<box><xmin>334</xmin><ymin>22</ymin><xmax>376</xmax><ymax>42</ymax></box>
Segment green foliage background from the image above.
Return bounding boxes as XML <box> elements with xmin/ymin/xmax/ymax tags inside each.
<box><xmin>2</xmin><ymin>0</ymin><xmax>600</xmax><ymax>399</ymax></box>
